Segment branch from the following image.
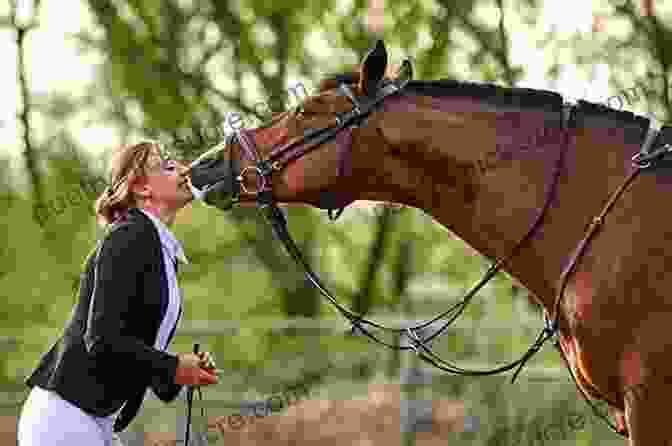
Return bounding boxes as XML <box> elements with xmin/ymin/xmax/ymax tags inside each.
<box><xmin>458</xmin><ymin>12</ymin><xmax>518</xmax><ymax>84</ymax></box>
<box><xmin>210</xmin><ymin>3</ymin><xmax>272</xmax><ymax>88</ymax></box>
<box><xmin>195</xmin><ymin>35</ymin><xmax>227</xmax><ymax>72</ymax></box>
<box><xmin>353</xmin><ymin>207</ymin><xmax>396</xmax><ymax>316</ymax></box>
<box><xmin>433</xmin><ymin>0</ymin><xmax>518</xmax><ymax>85</ymax></box>
<box><xmin>178</xmin><ymin>70</ymin><xmax>264</xmax><ymax>121</ymax></box>
<box><xmin>612</xmin><ymin>0</ymin><xmax>672</xmax><ymax>122</ymax></box>
<box><xmin>647</xmin><ymin>17</ymin><xmax>672</xmax><ymax>117</ymax></box>
<box><xmin>11</xmin><ymin>0</ymin><xmax>44</xmax><ymax>224</ymax></box>
<box><xmin>495</xmin><ymin>0</ymin><xmax>516</xmax><ymax>86</ymax></box>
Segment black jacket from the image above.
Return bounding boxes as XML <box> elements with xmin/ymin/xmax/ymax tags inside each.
<box><xmin>25</xmin><ymin>207</ymin><xmax>183</xmax><ymax>432</ymax></box>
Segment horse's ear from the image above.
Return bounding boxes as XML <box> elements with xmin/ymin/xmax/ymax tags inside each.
<box><xmin>359</xmin><ymin>40</ymin><xmax>387</xmax><ymax>96</ymax></box>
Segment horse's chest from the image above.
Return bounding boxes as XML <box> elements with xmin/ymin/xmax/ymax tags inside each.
<box><xmin>561</xmin><ymin>275</ymin><xmax>600</xmax><ymax>375</ymax></box>
<box><xmin>566</xmin><ymin>272</ymin><xmax>597</xmax><ymax>322</ymax></box>
<box><xmin>558</xmin><ymin>330</ymin><xmax>630</xmax><ymax>411</ymax></box>
<box><xmin>558</xmin><ymin>335</ymin><xmax>597</xmax><ymax>389</ymax></box>
<box><xmin>560</xmin><ymin>273</ymin><xmax>614</xmax><ymax>395</ymax></box>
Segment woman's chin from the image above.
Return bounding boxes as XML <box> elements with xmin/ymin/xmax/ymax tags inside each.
<box><xmin>180</xmin><ymin>196</ymin><xmax>194</xmax><ymax>208</ymax></box>
<box><xmin>172</xmin><ymin>195</ymin><xmax>194</xmax><ymax>213</ymax></box>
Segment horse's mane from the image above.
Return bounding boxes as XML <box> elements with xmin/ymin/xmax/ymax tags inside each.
<box><xmin>320</xmin><ymin>71</ymin><xmax>654</xmax><ymax>128</ymax></box>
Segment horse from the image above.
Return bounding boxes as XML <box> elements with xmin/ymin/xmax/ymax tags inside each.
<box><xmin>187</xmin><ymin>40</ymin><xmax>672</xmax><ymax>445</ymax></box>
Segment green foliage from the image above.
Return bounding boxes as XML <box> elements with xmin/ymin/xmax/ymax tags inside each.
<box><xmin>4</xmin><ymin>1</ymin><xmax>672</xmax><ymax>441</ymax></box>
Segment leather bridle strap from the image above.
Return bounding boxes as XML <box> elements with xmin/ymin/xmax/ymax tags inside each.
<box><xmin>232</xmin><ymin>77</ymin><xmax>411</xmax><ymax>201</ymax></box>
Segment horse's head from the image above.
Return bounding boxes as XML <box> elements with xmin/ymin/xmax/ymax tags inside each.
<box><xmin>188</xmin><ymin>40</ymin><xmax>413</xmax><ymax>212</ymax></box>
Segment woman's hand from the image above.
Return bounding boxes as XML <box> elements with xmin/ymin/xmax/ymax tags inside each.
<box><xmin>197</xmin><ymin>351</ymin><xmax>216</xmax><ymax>371</ymax></box>
<box><xmin>175</xmin><ymin>352</ymin><xmax>219</xmax><ymax>385</ymax></box>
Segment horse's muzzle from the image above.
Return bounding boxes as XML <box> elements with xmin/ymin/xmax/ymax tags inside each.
<box><xmin>187</xmin><ymin>141</ymin><xmax>240</xmax><ymax>211</ymax></box>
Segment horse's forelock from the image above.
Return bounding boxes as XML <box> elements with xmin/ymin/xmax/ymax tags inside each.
<box><xmin>317</xmin><ymin>63</ymin><xmax>401</xmax><ymax>93</ymax></box>
<box><xmin>318</xmin><ymin>72</ymin><xmax>360</xmax><ymax>92</ymax></box>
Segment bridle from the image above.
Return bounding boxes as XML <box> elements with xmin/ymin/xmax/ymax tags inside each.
<box><xmin>190</xmin><ymin>62</ymin><xmax>415</xmax><ymax>219</ymax></box>
<box><xmin>188</xmin><ymin>67</ymin><xmax>672</xmax><ymax>439</ymax></box>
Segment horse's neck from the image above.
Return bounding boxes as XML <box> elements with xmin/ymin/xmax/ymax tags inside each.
<box><xmin>373</xmin><ymin>95</ymin><xmax>640</xmax><ymax>311</ymax></box>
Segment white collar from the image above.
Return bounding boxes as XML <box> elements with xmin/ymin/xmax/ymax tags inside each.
<box><xmin>138</xmin><ymin>208</ymin><xmax>189</xmax><ymax>265</ymax></box>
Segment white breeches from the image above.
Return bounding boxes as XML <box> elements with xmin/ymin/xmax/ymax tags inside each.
<box><xmin>17</xmin><ymin>386</ymin><xmax>124</xmax><ymax>446</ymax></box>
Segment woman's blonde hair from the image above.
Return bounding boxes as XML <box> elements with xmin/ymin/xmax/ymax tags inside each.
<box><xmin>94</xmin><ymin>141</ymin><xmax>157</xmax><ymax>227</ymax></box>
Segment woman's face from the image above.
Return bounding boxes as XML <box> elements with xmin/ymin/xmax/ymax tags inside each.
<box><xmin>139</xmin><ymin>145</ymin><xmax>193</xmax><ymax>210</ymax></box>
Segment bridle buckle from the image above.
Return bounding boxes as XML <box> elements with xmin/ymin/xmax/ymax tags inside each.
<box><xmin>237</xmin><ymin>165</ymin><xmax>262</xmax><ymax>195</ymax></box>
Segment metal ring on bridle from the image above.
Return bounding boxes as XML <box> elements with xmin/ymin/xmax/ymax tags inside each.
<box><xmin>236</xmin><ymin>165</ymin><xmax>263</xmax><ymax>194</ymax></box>
<box><xmin>631</xmin><ymin>152</ymin><xmax>651</xmax><ymax>169</ymax></box>
<box><xmin>632</xmin><ymin>143</ymin><xmax>672</xmax><ymax>169</ymax></box>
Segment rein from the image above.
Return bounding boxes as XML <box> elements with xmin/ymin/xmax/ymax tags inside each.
<box><xmin>184</xmin><ymin>343</ymin><xmax>205</xmax><ymax>446</ymax></box>
<box><xmin>206</xmin><ymin>74</ymin><xmax>671</xmax><ymax>439</ymax></box>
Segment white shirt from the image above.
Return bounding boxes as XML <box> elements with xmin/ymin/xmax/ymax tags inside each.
<box><xmin>137</xmin><ymin>208</ymin><xmax>188</xmax><ymax>351</ymax></box>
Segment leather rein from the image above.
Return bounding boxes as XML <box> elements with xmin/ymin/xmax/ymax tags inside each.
<box><xmin>209</xmin><ymin>73</ymin><xmax>671</xmax><ymax>438</ymax></box>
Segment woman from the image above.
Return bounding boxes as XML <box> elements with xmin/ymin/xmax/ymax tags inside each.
<box><xmin>17</xmin><ymin>141</ymin><xmax>219</xmax><ymax>446</ymax></box>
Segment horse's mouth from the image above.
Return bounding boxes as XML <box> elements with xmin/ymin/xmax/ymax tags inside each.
<box><xmin>188</xmin><ymin>143</ymin><xmax>241</xmax><ymax>210</ymax></box>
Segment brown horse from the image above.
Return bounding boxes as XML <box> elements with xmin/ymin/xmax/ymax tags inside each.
<box><xmin>189</xmin><ymin>41</ymin><xmax>672</xmax><ymax>445</ymax></box>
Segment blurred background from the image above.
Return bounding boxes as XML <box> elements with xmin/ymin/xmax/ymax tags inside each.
<box><xmin>1</xmin><ymin>0</ymin><xmax>671</xmax><ymax>444</ymax></box>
